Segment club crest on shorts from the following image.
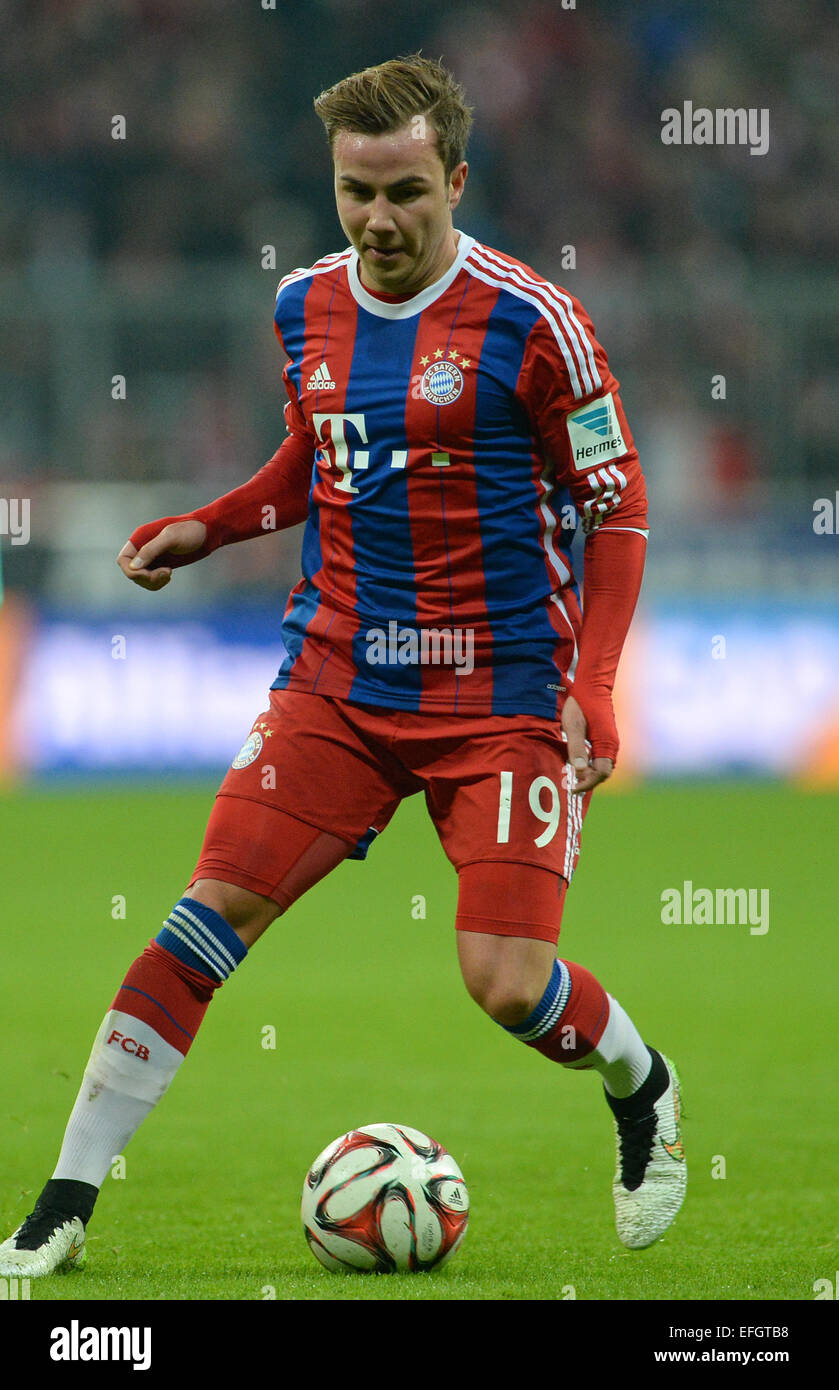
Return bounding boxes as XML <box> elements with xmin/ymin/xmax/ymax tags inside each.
<box><xmin>231</xmin><ymin>729</ymin><xmax>263</xmax><ymax>769</ymax></box>
<box><xmin>419</xmin><ymin>349</ymin><xmax>467</xmax><ymax>405</ymax></box>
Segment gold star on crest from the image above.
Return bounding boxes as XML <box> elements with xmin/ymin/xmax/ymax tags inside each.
<box><xmin>433</xmin><ymin>347</ymin><xmax>444</xmax><ymax>359</ymax></box>
<box><xmin>419</xmin><ymin>354</ymin><xmax>429</xmax><ymax>366</ymax></box>
<box><xmin>448</xmin><ymin>349</ymin><xmax>460</xmax><ymax>361</ymax></box>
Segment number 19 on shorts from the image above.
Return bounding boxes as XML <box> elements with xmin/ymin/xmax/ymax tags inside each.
<box><xmin>496</xmin><ymin>769</ymin><xmax>570</xmax><ymax>848</ymax></box>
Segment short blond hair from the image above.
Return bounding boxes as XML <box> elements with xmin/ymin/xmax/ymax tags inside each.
<box><xmin>313</xmin><ymin>52</ymin><xmax>473</xmax><ymax>178</ymax></box>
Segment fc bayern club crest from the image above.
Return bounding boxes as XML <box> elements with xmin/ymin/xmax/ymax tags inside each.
<box><xmin>231</xmin><ymin>729</ymin><xmax>263</xmax><ymax>769</ymax></box>
<box><xmin>420</xmin><ymin>357</ymin><xmax>465</xmax><ymax>405</ymax></box>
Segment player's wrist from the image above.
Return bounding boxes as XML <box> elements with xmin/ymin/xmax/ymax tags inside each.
<box><xmin>565</xmin><ymin>683</ymin><xmax>619</xmax><ymax>765</ymax></box>
<box><xmin>127</xmin><ymin>515</ymin><xmax>211</xmax><ymax>569</ymax></box>
<box><xmin>186</xmin><ymin>505</ymin><xmax>221</xmax><ymax>554</ymax></box>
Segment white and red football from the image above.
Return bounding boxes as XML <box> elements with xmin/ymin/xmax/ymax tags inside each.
<box><xmin>301</xmin><ymin>1122</ymin><xmax>469</xmax><ymax>1273</ymax></box>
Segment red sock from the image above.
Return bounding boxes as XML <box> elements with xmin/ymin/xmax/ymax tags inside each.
<box><xmin>110</xmin><ymin>940</ymin><xmax>221</xmax><ymax>1057</ymax></box>
<box><xmin>522</xmin><ymin>958</ymin><xmax>610</xmax><ymax>1065</ymax></box>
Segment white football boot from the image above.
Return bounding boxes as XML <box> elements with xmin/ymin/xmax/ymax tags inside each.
<box><xmin>611</xmin><ymin>1052</ymin><xmax>686</xmax><ymax>1249</ymax></box>
<box><xmin>0</xmin><ymin>1211</ymin><xmax>86</xmax><ymax>1277</ymax></box>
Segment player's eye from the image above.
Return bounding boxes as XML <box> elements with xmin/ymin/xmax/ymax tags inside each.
<box><xmin>343</xmin><ymin>186</ymin><xmax>424</xmax><ymax>201</ymax></box>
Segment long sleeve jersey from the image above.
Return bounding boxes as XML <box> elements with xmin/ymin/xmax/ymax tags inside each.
<box><xmin>131</xmin><ymin>230</ymin><xmax>648</xmax><ymax>755</ymax></box>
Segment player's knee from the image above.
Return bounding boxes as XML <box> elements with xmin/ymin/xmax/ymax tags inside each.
<box><xmin>186</xmin><ymin>878</ymin><xmax>281</xmax><ymax>940</ymax></box>
<box><xmin>465</xmin><ymin>975</ymin><xmax>542</xmax><ymax>1027</ymax></box>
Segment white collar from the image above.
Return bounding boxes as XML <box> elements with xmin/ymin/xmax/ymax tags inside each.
<box><xmin>347</xmin><ymin>230</ymin><xmax>474</xmax><ymax>319</ymax></box>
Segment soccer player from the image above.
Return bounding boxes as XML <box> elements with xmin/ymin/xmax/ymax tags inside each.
<box><xmin>0</xmin><ymin>54</ymin><xmax>685</xmax><ymax>1278</ymax></box>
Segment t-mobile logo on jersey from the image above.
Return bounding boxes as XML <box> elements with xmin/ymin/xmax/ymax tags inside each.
<box><xmin>365</xmin><ymin>621</ymin><xmax>475</xmax><ymax>675</ymax></box>
<box><xmin>313</xmin><ymin>412</ymin><xmax>412</xmax><ymax>494</ymax></box>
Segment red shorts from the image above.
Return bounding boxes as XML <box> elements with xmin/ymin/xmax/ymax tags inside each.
<box><xmin>190</xmin><ymin>690</ymin><xmax>593</xmax><ymax>943</ymax></box>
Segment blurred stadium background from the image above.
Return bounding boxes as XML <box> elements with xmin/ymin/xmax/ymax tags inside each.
<box><xmin>1</xmin><ymin>0</ymin><xmax>838</xmax><ymax>784</ymax></box>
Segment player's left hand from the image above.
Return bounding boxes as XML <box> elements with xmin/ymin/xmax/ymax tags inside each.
<box><xmin>561</xmin><ymin>694</ymin><xmax>613</xmax><ymax>795</ymax></box>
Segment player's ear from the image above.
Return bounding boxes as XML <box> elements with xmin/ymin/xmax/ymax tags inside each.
<box><xmin>448</xmin><ymin>161</ymin><xmax>468</xmax><ymax>209</ymax></box>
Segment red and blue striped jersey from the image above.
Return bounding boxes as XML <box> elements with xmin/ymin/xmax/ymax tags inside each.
<box><xmin>269</xmin><ymin>230</ymin><xmax>648</xmax><ymax>717</ymax></box>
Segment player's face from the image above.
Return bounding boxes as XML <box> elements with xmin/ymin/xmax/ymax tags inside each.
<box><xmin>333</xmin><ymin>123</ymin><xmax>467</xmax><ymax>295</ymax></box>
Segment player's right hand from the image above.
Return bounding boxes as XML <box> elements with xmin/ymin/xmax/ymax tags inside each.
<box><xmin>117</xmin><ymin>519</ymin><xmax>207</xmax><ymax>591</ymax></box>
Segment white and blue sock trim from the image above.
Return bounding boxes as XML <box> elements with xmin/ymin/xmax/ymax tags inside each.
<box><xmin>499</xmin><ymin>958</ymin><xmax>572</xmax><ymax>1041</ymax></box>
<box><xmin>156</xmin><ymin>897</ymin><xmax>247</xmax><ymax>983</ymax></box>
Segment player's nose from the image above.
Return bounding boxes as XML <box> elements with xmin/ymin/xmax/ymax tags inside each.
<box><xmin>366</xmin><ymin>195</ymin><xmax>398</xmax><ymax>228</ymax></box>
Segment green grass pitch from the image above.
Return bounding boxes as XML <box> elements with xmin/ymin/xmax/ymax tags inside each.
<box><xmin>0</xmin><ymin>779</ymin><xmax>836</xmax><ymax>1302</ymax></box>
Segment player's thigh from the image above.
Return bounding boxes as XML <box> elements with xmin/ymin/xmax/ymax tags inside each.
<box><xmin>427</xmin><ymin>716</ymin><xmax>593</xmax><ymax>884</ymax></box>
<box><xmin>187</xmin><ymin>691</ymin><xmax>405</xmax><ymax>939</ymax></box>
<box><xmin>187</xmin><ymin>822</ymin><xmax>348</xmax><ymax>948</ymax></box>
